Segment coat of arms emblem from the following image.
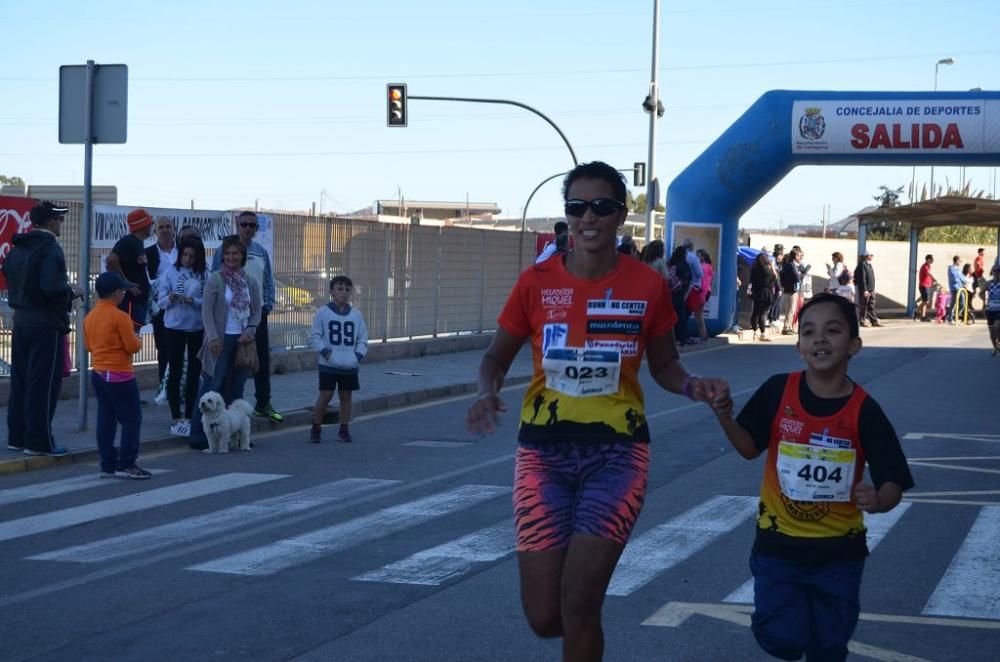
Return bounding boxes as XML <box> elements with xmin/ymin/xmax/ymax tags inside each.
<box><xmin>798</xmin><ymin>107</ymin><xmax>826</xmax><ymax>140</ymax></box>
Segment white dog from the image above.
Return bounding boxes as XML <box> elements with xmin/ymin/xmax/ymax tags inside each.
<box><xmin>198</xmin><ymin>391</ymin><xmax>253</xmax><ymax>453</ymax></box>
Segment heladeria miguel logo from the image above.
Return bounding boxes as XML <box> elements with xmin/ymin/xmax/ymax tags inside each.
<box><xmin>0</xmin><ymin>198</ymin><xmax>36</xmax><ymax>289</ymax></box>
<box><xmin>798</xmin><ymin>107</ymin><xmax>826</xmax><ymax>140</ymax></box>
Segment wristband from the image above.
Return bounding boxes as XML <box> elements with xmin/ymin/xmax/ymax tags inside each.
<box><xmin>682</xmin><ymin>374</ymin><xmax>700</xmax><ymax>400</ymax></box>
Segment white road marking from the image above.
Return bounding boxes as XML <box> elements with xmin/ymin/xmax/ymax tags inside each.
<box><xmin>188</xmin><ymin>484</ymin><xmax>511</xmax><ymax>576</ymax></box>
<box><xmin>0</xmin><ymin>470</ymin><xmax>172</xmax><ymax>506</ymax></box>
<box><xmin>643</xmin><ymin>601</ymin><xmax>1000</xmax><ymax>661</ymax></box>
<box><xmin>0</xmin><ymin>453</ymin><xmax>516</xmax><ymax>608</ymax></box>
<box><xmin>907</xmin><ymin>457</ymin><xmax>1000</xmax><ymax>463</ymax></box>
<box><xmin>0</xmin><ymin>473</ymin><xmax>287</xmax><ymax>543</ymax></box>
<box><xmin>907</xmin><ymin>490</ymin><xmax>1000</xmax><ymax>497</ymax></box>
<box><xmin>606</xmin><ymin>495</ymin><xmax>757</xmax><ymax>597</ymax></box>
<box><xmin>908</xmin><ymin>461</ymin><xmax>1000</xmax><ymax>476</ymax></box>
<box><xmin>903</xmin><ymin>433</ymin><xmax>1000</xmax><ymax>442</ymax></box>
<box><xmin>724</xmin><ymin>503</ymin><xmax>911</xmax><ymax>604</ymax></box>
<box><xmin>906</xmin><ymin>499</ymin><xmax>1000</xmax><ymax>507</ymax></box>
<box><xmin>353</xmin><ymin>519</ymin><xmax>513</xmax><ymax>585</ymax></box>
<box><xmin>924</xmin><ymin>506</ymin><xmax>1000</xmax><ymax>620</ymax></box>
<box><xmin>29</xmin><ymin>478</ymin><xmax>397</xmax><ymax>563</ymax></box>
<box><xmin>403</xmin><ymin>441</ymin><xmax>474</xmax><ymax>448</ymax></box>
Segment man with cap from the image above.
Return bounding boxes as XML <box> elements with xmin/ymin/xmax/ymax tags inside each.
<box><xmin>854</xmin><ymin>250</ymin><xmax>881</xmax><ymax>327</ymax></box>
<box><xmin>106</xmin><ymin>208</ymin><xmax>154</xmax><ymax>330</ymax></box>
<box><xmin>2</xmin><ymin>201</ymin><xmax>82</xmax><ymax>456</ymax></box>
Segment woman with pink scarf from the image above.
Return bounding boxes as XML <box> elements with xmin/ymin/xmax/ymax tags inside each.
<box><xmin>187</xmin><ymin>235</ymin><xmax>262</xmax><ymax>450</ymax></box>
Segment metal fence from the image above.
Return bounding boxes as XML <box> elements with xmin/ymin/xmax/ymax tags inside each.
<box><xmin>0</xmin><ymin>203</ymin><xmax>538</xmax><ymax>374</ymax></box>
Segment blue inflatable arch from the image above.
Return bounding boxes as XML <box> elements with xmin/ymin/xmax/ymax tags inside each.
<box><xmin>666</xmin><ymin>90</ymin><xmax>1000</xmax><ymax>335</ymax></box>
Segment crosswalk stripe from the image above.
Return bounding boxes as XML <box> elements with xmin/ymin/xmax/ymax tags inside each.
<box><xmin>723</xmin><ymin>502</ymin><xmax>912</xmax><ymax>604</ymax></box>
<box><xmin>607</xmin><ymin>495</ymin><xmax>757</xmax><ymax>597</ymax></box>
<box><xmin>0</xmin><ymin>470</ymin><xmax>172</xmax><ymax>506</ymax></box>
<box><xmin>0</xmin><ymin>473</ymin><xmax>287</xmax><ymax>543</ymax></box>
<box><xmin>188</xmin><ymin>484</ymin><xmax>511</xmax><ymax>576</ymax></box>
<box><xmin>923</xmin><ymin>505</ymin><xmax>1000</xmax><ymax>619</ymax></box>
<box><xmin>353</xmin><ymin>519</ymin><xmax>513</xmax><ymax>586</ymax></box>
<box><xmin>29</xmin><ymin>478</ymin><xmax>397</xmax><ymax>563</ymax></box>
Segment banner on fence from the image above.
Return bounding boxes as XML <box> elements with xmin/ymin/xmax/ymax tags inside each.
<box><xmin>0</xmin><ymin>196</ymin><xmax>37</xmax><ymax>289</ymax></box>
<box><xmin>93</xmin><ymin>205</ymin><xmax>231</xmax><ymax>249</ymax></box>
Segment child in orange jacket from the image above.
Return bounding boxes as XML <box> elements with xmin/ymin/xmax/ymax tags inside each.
<box><xmin>83</xmin><ymin>272</ymin><xmax>150</xmax><ymax>479</ymax></box>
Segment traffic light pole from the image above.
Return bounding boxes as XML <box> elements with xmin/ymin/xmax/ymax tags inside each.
<box><xmin>409</xmin><ymin>95</ymin><xmax>578</xmax><ymax>167</ymax></box>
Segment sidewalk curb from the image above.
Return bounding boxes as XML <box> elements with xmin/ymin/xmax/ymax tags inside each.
<box><xmin>0</xmin><ymin>375</ymin><xmax>532</xmax><ymax>477</ymax></box>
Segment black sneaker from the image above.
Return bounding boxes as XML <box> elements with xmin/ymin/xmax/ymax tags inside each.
<box><xmin>337</xmin><ymin>428</ymin><xmax>353</xmax><ymax>443</ymax></box>
<box><xmin>116</xmin><ymin>465</ymin><xmax>152</xmax><ymax>480</ymax></box>
<box><xmin>189</xmin><ymin>439</ymin><xmax>209</xmax><ymax>451</ymax></box>
<box><xmin>309</xmin><ymin>425</ymin><xmax>322</xmax><ymax>444</ymax></box>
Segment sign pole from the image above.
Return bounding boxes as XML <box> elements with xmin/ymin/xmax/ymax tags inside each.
<box><xmin>77</xmin><ymin>60</ymin><xmax>95</xmax><ymax>431</ymax></box>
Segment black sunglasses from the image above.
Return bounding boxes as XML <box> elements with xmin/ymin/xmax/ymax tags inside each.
<box><xmin>239</xmin><ymin>222</ymin><xmax>258</xmax><ymax>229</ymax></box>
<box><xmin>564</xmin><ymin>198</ymin><xmax>625</xmax><ymax>218</ymax></box>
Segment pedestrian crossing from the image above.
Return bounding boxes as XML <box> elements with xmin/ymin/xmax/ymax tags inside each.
<box><xmin>5</xmin><ymin>470</ymin><xmax>1000</xmax><ymax>622</ymax></box>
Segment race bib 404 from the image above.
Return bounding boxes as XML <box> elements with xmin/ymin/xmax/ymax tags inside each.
<box><xmin>542</xmin><ymin>347</ymin><xmax>621</xmax><ymax>398</ymax></box>
<box><xmin>776</xmin><ymin>441</ymin><xmax>856</xmax><ymax>502</ymax></box>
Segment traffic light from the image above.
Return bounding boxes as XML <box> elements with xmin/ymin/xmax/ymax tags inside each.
<box><xmin>387</xmin><ymin>84</ymin><xmax>407</xmax><ymax>127</ymax></box>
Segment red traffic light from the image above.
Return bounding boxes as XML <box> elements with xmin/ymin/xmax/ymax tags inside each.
<box><xmin>387</xmin><ymin>83</ymin><xmax>407</xmax><ymax>127</ymax></box>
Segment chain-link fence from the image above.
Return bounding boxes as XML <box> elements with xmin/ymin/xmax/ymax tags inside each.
<box><xmin>0</xmin><ymin>203</ymin><xmax>538</xmax><ymax>375</ymax></box>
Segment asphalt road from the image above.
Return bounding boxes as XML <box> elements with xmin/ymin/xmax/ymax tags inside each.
<box><xmin>1</xmin><ymin>322</ymin><xmax>997</xmax><ymax>662</ymax></box>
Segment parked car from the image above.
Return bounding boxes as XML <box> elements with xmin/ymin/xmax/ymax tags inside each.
<box><xmin>275</xmin><ymin>280</ymin><xmax>314</xmax><ymax>311</ymax></box>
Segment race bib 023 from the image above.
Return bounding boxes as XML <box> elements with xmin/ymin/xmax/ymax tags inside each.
<box><xmin>542</xmin><ymin>347</ymin><xmax>621</xmax><ymax>398</ymax></box>
<box><xmin>776</xmin><ymin>441</ymin><xmax>856</xmax><ymax>502</ymax></box>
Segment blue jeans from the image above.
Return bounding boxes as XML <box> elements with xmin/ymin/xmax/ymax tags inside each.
<box><xmin>189</xmin><ymin>335</ymin><xmax>249</xmax><ymax>444</ymax></box>
<box><xmin>91</xmin><ymin>373</ymin><xmax>142</xmax><ymax>472</ymax></box>
<box><xmin>750</xmin><ymin>553</ymin><xmax>864</xmax><ymax>662</ymax></box>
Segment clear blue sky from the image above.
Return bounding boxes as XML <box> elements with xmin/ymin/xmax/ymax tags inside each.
<box><xmin>2</xmin><ymin>0</ymin><xmax>998</xmax><ymax>228</ymax></box>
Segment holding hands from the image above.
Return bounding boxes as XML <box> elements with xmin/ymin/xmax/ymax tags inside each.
<box><xmin>687</xmin><ymin>376</ymin><xmax>734</xmax><ymax>419</ymax></box>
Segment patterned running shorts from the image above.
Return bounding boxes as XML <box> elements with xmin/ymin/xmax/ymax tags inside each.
<box><xmin>513</xmin><ymin>441</ymin><xmax>650</xmax><ymax>552</ymax></box>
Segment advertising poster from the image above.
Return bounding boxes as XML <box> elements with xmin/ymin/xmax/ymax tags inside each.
<box><xmin>0</xmin><ymin>196</ymin><xmax>37</xmax><ymax>289</ymax></box>
<box><xmin>669</xmin><ymin>222</ymin><xmax>723</xmax><ymax>319</ymax></box>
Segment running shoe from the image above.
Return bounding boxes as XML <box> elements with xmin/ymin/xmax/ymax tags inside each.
<box><xmin>7</xmin><ymin>443</ymin><xmax>23</xmax><ymax>451</ymax></box>
<box><xmin>116</xmin><ymin>465</ymin><xmax>152</xmax><ymax>480</ymax></box>
<box><xmin>309</xmin><ymin>424</ymin><xmax>322</xmax><ymax>443</ymax></box>
<box><xmin>170</xmin><ymin>420</ymin><xmax>189</xmax><ymax>437</ymax></box>
<box><xmin>254</xmin><ymin>405</ymin><xmax>284</xmax><ymax>423</ymax></box>
<box><xmin>24</xmin><ymin>445</ymin><xmax>69</xmax><ymax>457</ymax></box>
<box><xmin>99</xmin><ymin>470</ymin><xmax>116</xmax><ymax>479</ymax></box>
<box><xmin>337</xmin><ymin>428</ymin><xmax>353</xmax><ymax>443</ymax></box>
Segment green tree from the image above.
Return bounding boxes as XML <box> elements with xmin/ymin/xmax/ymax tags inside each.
<box><xmin>630</xmin><ymin>192</ymin><xmax>663</xmax><ymax>214</ymax></box>
<box><xmin>867</xmin><ymin>184</ymin><xmax>910</xmax><ymax>240</ymax></box>
<box><xmin>0</xmin><ymin>175</ymin><xmax>25</xmax><ymax>188</ymax></box>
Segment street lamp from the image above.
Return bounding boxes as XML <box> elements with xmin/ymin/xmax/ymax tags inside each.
<box><xmin>930</xmin><ymin>57</ymin><xmax>954</xmax><ymax>199</ymax></box>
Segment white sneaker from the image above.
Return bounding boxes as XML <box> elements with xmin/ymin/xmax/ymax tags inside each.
<box><xmin>180</xmin><ymin>420</ymin><xmax>191</xmax><ymax>437</ymax></box>
<box><xmin>170</xmin><ymin>421</ymin><xmax>188</xmax><ymax>437</ymax></box>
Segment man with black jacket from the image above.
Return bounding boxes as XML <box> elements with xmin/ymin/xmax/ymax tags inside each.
<box><xmin>3</xmin><ymin>202</ymin><xmax>82</xmax><ymax>456</ymax></box>
<box><xmin>854</xmin><ymin>250</ymin><xmax>881</xmax><ymax>327</ymax></box>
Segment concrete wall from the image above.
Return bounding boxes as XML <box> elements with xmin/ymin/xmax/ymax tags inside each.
<box><xmin>0</xmin><ymin>333</ymin><xmax>493</xmax><ymax>407</ymax></box>
<box><xmin>748</xmin><ymin>233</ymin><xmax>997</xmax><ymax>311</ymax></box>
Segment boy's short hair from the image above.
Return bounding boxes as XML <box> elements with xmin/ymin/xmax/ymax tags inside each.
<box><xmin>799</xmin><ymin>292</ymin><xmax>860</xmax><ymax>339</ymax></box>
<box><xmin>330</xmin><ymin>275</ymin><xmax>353</xmax><ymax>289</ymax></box>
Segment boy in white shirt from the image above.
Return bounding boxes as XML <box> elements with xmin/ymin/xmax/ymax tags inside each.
<box><xmin>308</xmin><ymin>276</ymin><xmax>369</xmax><ymax>443</ymax></box>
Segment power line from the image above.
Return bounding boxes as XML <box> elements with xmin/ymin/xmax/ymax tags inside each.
<box><xmin>3</xmin><ymin>49</ymin><xmax>999</xmax><ymax>83</ymax></box>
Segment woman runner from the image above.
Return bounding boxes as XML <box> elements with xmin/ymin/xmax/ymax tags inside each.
<box><xmin>466</xmin><ymin>161</ymin><xmax>728</xmax><ymax>662</ymax></box>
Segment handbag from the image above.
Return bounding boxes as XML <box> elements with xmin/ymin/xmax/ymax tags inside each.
<box><xmin>234</xmin><ymin>340</ymin><xmax>259</xmax><ymax>374</ymax></box>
